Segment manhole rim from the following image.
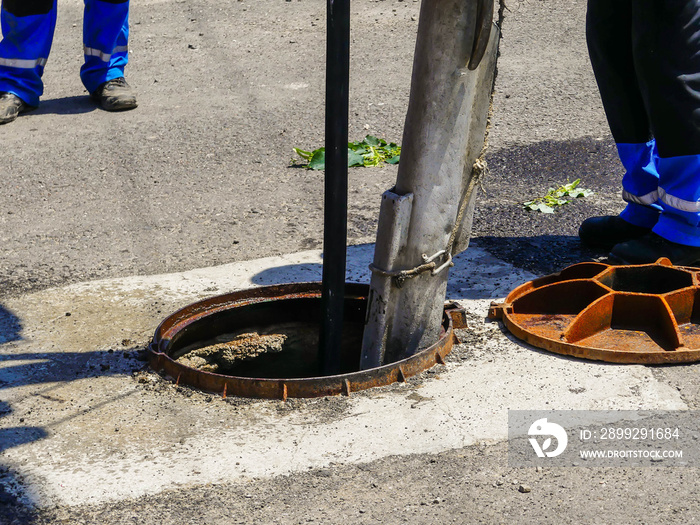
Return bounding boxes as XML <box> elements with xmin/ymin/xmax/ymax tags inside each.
<box><xmin>149</xmin><ymin>282</ymin><xmax>456</xmax><ymax>399</ymax></box>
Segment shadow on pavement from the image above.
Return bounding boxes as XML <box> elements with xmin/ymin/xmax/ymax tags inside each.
<box><xmin>0</xmin><ymin>307</ymin><xmax>147</xmax><ymax>524</ymax></box>
<box><xmin>27</xmin><ymin>95</ymin><xmax>97</xmax><ymax>117</ymax></box>
<box><xmin>0</xmin><ymin>397</ymin><xmax>47</xmax><ymax>524</ymax></box>
<box><xmin>471</xmin><ymin>234</ymin><xmax>604</xmax><ymax>277</ymax></box>
<box><xmin>0</xmin><ymin>306</ymin><xmax>21</xmax><ymax>345</ymax></box>
<box><xmin>252</xmin><ymin>262</ymin><xmax>323</xmax><ymax>286</ymax></box>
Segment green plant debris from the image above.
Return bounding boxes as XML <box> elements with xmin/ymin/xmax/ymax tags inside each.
<box><xmin>293</xmin><ymin>135</ymin><xmax>401</xmax><ymax>170</ymax></box>
<box><xmin>523</xmin><ymin>179</ymin><xmax>594</xmax><ymax>213</ymax></box>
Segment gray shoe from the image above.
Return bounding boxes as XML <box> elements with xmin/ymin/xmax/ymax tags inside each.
<box><xmin>0</xmin><ymin>92</ymin><xmax>33</xmax><ymax>124</ymax></box>
<box><xmin>91</xmin><ymin>77</ymin><xmax>138</xmax><ymax>111</ymax></box>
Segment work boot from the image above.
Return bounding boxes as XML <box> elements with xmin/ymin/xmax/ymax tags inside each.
<box><xmin>578</xmin><ymin>215</ymin><xmax>651</xmax><ymax>250</ymax></box>
<box><xmin>0</xmin><ymin>92</ymin><xmax>33</xmax><ymax>124</ymax></box>
<box><xmin>609</xmin><ymin>233</ymin><xmax>700</xmax><ymax>267</ymax></box>
<box><xmin>91</xmin><ymin>77</ymin><xmax>137</xmax><ymax>111</ymax></box>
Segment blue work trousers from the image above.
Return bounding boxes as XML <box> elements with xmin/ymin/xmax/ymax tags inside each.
<box><xmin>0</xmin><ymin>0</ymin><xmax>129</xmax><ymax>107</ymax></box>
<box><xmin>587</xmin><ymin>0</ymin><xmax>700</xmax><ymax>246</ymax></box>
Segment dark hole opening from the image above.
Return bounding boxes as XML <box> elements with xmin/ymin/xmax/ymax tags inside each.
<box><xmin>598</xmin><ymin>266</ymin><xmax>693</xmax><ymax>295</ymax></box>
<box><xmin>168</xmin><ymin>296</ymin><xmax>368</xmax><ymax>378</ymax></box>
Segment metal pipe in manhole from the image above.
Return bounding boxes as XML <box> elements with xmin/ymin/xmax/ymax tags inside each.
<box><xmin>148</xmin><ymin>283</ymin><xmax>465</xmax><ymax>399</ymax></box>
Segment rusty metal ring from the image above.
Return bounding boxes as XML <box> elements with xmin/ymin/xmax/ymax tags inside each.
<box><xmin>149</xmin><ymin>282</ymin><xmax>459</xmax><ymax>399</ymax></box>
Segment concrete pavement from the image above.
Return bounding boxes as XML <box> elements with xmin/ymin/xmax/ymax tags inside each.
<box><xmin>0</xmin><ymin>244</ymin><xmax>687</xmax><ymax>512</ymax></box>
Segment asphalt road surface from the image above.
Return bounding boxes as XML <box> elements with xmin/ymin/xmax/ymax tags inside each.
<box><xmin>4</xmin><ymin>0</ymin><xmax>700</xmax><ymax>524</ymax></box>
<box><xmin>0</xmin><ymin>0</ymin><xmax>616</xmax><ymax>300</ymax></box>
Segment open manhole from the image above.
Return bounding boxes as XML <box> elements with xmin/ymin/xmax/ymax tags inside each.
<box><xmin>149</xmin><ymin>282</ymin><xmax>462</xmax><ymax>399</ymax></box>
<box><xmin>488</xmin><ymin>258</ymin><xmax>700</xmax><ymax>364</ymax></box>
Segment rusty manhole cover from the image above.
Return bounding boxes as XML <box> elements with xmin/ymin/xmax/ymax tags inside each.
<box><xmin>149</xmin><ymin>282</ymin><xmax>462</xmax><ymax>399</ymax></box>
<box><xmin>488</xmin><ymin>258</ymin><xmax>700</xmax><ymax>364</ymax></box>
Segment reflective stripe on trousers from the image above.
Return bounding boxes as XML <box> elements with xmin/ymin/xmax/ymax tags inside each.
<box><xmin>0</xmin><ymin>1</ymin><xmax>57</xmax><ymax>106</ymax></box>
<box><xmin>0</xmin><ymin>0</ymin><xmax>130</xmax><ymax>105</ymax></box>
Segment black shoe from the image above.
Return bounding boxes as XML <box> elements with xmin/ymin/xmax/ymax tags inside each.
<box><xmin>0</xmin><ymin>92</ymin><xmax>33</xmax><ymax>124</ymax></box>
<box><xmin>578</xmin><ymin>215</ymin><xmax>652</xmax><ymax>250</ymax></box>
<box><xmin>91</xmin><ymin>77</ymin><xmax>137</xmax><ymax>111</ymax></box>
<box><xmin>609</xmin><ymin>232</ymin><xmax>700</xmax><ymax>267</ymax></box>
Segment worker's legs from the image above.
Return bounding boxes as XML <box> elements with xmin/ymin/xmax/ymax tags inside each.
<box><xmin>608</xmin><ymin>0</ymin><xmax>700</xmax><ymax>263</ymax></box>
<box><xmin>80</xmin><ymin>0</ymin><xmax>130</xmax><ymax>94</ymax></box>
<box><xmin>586</xmin><ymin>0</ymin><xmax>662</xmax><ymax>230</ymax></box>
<box><xmin>631</xmin><ymin>0</ymin><xmax>700</xmax><ymax>247</ymax></box>
<box><xmin>0</xmin><ymin>0</ymin><xmax>57</xmax><ymax>107</ymax></box>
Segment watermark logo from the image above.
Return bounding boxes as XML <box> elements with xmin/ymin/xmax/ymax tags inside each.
<box><xmin>509</xmin><ymin>411</ymin><xmax>695</xmax><ymax>467</ymax></box>
<box><xmin>528</xmin><ymin>418</ymin><xmax>568</xmax><ymax>458</ymax></box>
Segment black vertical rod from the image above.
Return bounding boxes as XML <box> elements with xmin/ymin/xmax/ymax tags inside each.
<box><xmin>319</xmin><ymin>0</ymin><xmax>350</xmax><ymax>375</ymax></box>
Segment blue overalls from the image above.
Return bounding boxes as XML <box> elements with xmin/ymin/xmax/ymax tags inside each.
<box><xmin>0</xmin><ymin>0</ymin><xmax>129</xmax><ymax>107</ymax></box>
<box><xmin>587</xmin><ymin>0</ymin><xmax>700</xmax><ymax>247</ymax></box>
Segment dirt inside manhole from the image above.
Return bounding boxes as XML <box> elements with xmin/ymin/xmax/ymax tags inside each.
<box><xmin>171</xmin><ymin>320</ymin><xmax>365</xmax><ymax>378</ymax></box>
<box><xmin>175</xmin><ymin>332</ymin><xmax>288</xmax><ymax>373</ymax></box>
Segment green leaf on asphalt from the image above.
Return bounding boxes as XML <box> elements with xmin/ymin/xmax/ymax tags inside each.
<box><xmin>308</xmin><ymin>148</ymin><xmax>326</xmax><ymax>170</ymax></box>
<box><xmin>363</xmin><ymin>135</ymin><xmax>380</xmax><ymax>146</ymax></box>
<box><xmin>348</xmin><ymin>150</ymin><xmax>365</xmax><ymax>167</ymax></box>
<box><xmin>523</xmin><ymin>179</ymin><xmax>594</xmax><ymax>213</ymax></box>
<box><xmin>292</xmin><ymin>147</ymin><xmax>313</xmax><ymax>161</ymax></box>
<box><xmin>293</xmin><ymin>136</ymin><xmax>401</xmax><ymax>170</ymax></box>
